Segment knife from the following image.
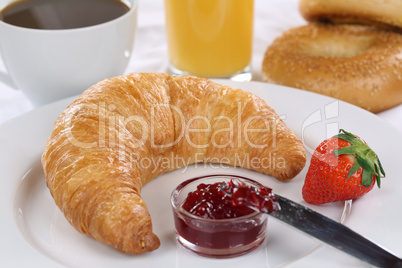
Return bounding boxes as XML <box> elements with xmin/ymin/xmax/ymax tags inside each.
<box><xmin>269</xmin><ymin>195</ymin><xmax>402</xmax><ymax>268</ymax></box>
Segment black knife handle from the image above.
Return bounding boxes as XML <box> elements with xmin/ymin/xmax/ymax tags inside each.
<box><xmin>270</xmin><ymin>195</ymin><xmax>402</xmax><ymax>268</ymax></box>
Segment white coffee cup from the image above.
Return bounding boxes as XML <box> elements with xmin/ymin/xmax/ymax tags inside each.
<box><xmin>0</xmin><ymin>0</ymin><xmax>138</xmax><ymax>107</ymax></box>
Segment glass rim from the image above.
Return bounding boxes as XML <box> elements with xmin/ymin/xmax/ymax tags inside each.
<box><xmin>170</xmin><ymin>174</ymin><xmax>266</xmax><ymax>223</ymax></box>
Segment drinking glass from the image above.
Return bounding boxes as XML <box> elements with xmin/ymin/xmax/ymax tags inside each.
<box><xmin>164</xmin><ymin>0</ymin><xmax>254</xmax><ymax>81</ymax></box>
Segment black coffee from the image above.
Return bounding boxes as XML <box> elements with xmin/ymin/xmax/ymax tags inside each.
<box><xmin>0</xmin><ymin>0</ymin><xmax>130</xmax><ymax>29</ymax></box>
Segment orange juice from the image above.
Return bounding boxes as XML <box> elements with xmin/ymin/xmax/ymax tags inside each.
<box><xmin>164</xmin><ymin>0</ymin><xmax>254</xmax><ymax>78</ymax></box>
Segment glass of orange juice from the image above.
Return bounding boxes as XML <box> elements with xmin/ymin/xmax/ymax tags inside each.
<box><xmin>164</xmin><ymin>0</ymin><xmax>254</xmax><ymax>81</ymax></box>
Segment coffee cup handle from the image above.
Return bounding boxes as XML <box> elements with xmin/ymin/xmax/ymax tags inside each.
<box><xmin>0</xmin><ymin>69</ymin><xmax>18</xmax><ymax>89</ymax></box>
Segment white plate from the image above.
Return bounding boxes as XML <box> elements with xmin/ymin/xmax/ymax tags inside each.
<box><xmin>1</xmin><ymin>80</ymin><xmax>401</xmax><ymax>268</ymax></box>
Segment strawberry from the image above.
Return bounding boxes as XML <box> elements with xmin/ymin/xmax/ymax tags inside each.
<box><xmin>302</xmin><ymin>129</ymin><xmax>385</xmax><ymax>204</ymax></box>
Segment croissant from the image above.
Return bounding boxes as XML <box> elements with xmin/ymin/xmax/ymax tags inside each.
<box><xmin>42</xmin><ymin>73</ymin><xmax>306</xmax><ymax>254</ymax></box>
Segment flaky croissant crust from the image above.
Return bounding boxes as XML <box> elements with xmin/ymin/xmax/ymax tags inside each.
<box><xmin>42</xmin><ymin>73</ymin><xmax>306</xmax><ymax>254</ymax></box>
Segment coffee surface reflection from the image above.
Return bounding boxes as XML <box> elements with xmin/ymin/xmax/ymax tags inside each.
<box><xmin>0</xmin><ymin>0</ymin><xmax>129</xmax><ymax>29</ymax></box>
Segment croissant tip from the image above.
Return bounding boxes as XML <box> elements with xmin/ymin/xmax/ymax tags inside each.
<box><xmin>141</xmin><ymin>233</ymin><xmax>161</xmax><ymax>252</ymax></box>
<box><xmin>116</xmin><ymin>234</ymin><xmax>160</xmax><ymax>254</ymax></box>
<box><xmin>276</xmin><ymin>156</ymin><xmax>307</xmax><ymax>181</ymax></box>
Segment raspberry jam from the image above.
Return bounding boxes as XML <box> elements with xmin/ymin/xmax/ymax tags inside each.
<box><xmin>222</xmin><ymin>179</ymin><xmax>280</xmax><ymax>213</ymax></box>
<box><xmin>181</xmin><ymin>182</ymin><xmax>255</xmax><ymax>219</ymax></box>
<box><xmin>182</xmin><ymin>180</ymin><xmax>279</xmax><ymax>219</ymax></box>
<box><xmin>171</xmin><ymin>175</ymin><xmax>278</xmax><ymax>258</ymax></box>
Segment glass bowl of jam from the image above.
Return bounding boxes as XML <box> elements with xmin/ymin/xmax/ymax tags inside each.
<box><xmin>170</xmin><ymin>174</ymin><xmax>279</xmax><ymax>258</ymax></box>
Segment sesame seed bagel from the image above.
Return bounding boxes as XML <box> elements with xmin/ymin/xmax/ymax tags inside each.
<box><xmin>262</xmin><ymin>23</ymin><xmax>402</xmax><ymax>113</ymax></box>
<box><xmin>299</xmin><ymin>0</ymin><xmax>402</xmax><ymax>31</ymax></box>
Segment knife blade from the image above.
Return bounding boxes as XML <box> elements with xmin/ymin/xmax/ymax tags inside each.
<box><xmin>269</xmin><ymin>195</ymin><xmax>402</xmax><ymax>268</ymax></box>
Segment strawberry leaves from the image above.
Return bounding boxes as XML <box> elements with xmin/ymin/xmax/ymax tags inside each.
<box><xmin>333</xmin><ymin>129</ymin><xmax>385</xmax><ymax>188</ymax></box>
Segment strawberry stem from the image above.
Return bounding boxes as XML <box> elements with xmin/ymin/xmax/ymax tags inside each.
<box><xmin>333</xmin><ymin>129</ymin><xmax>385</xmax><ymax>188</ymax></box>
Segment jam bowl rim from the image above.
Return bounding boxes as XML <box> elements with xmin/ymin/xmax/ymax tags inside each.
<box><xmin>170</xmin><ymin>174</ymin><xmax>268</xmax><ymax>223</ymax></box>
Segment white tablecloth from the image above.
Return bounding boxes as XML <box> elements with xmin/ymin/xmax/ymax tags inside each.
<box><xmin>1</xmin><ymin>0</ymin><xmax>401</xmax><ymax>131</ymax></box>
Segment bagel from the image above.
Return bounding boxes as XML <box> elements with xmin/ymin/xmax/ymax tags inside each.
<box><xmin>299</xmin><ymin>0</ymin><xmax>402</xmax><ymax>30</ymax></box>
<box><xmin>262</xmin><ymin>23</ymin><xmax>402</xmax><ymax>113</ymax></box>
<box><xmin>41</xmin><ymin>73</ymin><xmax>306</xmax><ymax>254</ymax></box>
